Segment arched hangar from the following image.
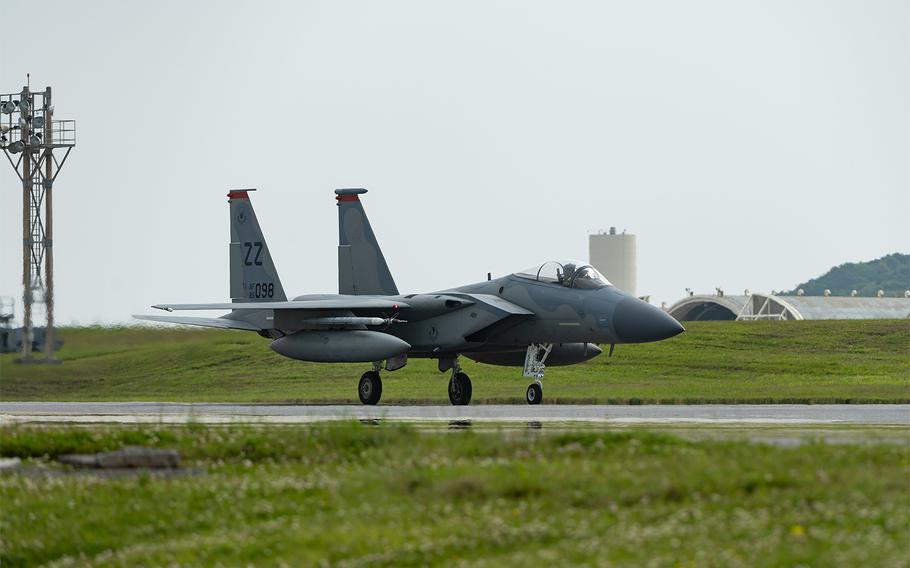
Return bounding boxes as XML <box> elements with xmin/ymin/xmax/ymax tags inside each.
<box><xmin>665</xmin><ymin>295</ymin><xmax>748</xmax><ymax>321</ymax></box>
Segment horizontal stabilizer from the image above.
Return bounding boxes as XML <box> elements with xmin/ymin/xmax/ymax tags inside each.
<box><xmin>132</xmin><ymin>315</ymin><xmax>260</xmax><ymax>331</ymax></box>
<box><xmin>152</xmin><ymin>299</ymin><xmax>410</xmax><ymax>312</ymax></box>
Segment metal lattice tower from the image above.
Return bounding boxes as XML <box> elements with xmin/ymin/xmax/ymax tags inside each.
<box><xmin>1</xmin><ymin>84</ymin><xmax>75</xmax><ymax>362</ymax></box>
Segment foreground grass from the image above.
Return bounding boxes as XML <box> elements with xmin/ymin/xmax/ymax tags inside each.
<box><xmin>1</xmin><ymin>424</ymin><xmax>907</xmax><ymax>567</ymax></box>
<box><xmin>1</xmin><ymin>320</ymin><xmax>908</xmax><ymax>404</ymax></box>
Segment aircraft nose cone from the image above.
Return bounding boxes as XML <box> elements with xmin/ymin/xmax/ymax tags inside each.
<box><xmin>612</xmin><ymin>297</ymin><xmax>685</xmax><ymax>343</ymax></box>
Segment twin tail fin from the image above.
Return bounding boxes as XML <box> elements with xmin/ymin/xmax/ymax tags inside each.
<box><xmin>228</xmin><ymin>189</ymin><xmax>287</xmax><ymax>303</ymax></box>
<box><xmin>335</xmin><ymin>188</ymin><xmax>399</xmax><ymax>296</ymax></box>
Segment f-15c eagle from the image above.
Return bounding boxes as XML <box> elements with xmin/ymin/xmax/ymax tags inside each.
<box><xmin>135</xmin><ymin>188</ymin><xmax>683</xmax><ymax>405</ymax></box>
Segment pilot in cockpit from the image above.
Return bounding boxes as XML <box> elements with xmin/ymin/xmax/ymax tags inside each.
<box><xmin>557</xmin><ymin>263</ymin><xmax>578</xmax><ymax>287</ymax></box>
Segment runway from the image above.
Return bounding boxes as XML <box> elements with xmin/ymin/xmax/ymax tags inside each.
<box><xmin>1</xmin><ymin>402</ymin><xmax>908</xmax><ymax>425</ymax></box>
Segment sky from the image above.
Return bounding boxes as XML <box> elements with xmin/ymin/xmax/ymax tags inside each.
<box><xmin>1</xmin><ymin>0</ymin><xmax>907</xmax><ymax>324</ymax></box>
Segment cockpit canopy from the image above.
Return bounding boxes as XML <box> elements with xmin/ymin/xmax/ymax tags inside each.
<box><xmin>514</xmin><ymin>260</ymin><xmax>612</xmax><ymax>289</ymax></box>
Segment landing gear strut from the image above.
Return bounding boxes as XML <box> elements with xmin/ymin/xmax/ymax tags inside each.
<box><xmin>358</xmin><ymin>363</ymin><xmax>383</xmax><ymax>405</ymax></box>
<box><xmin>523</xmin><ymin>343</ymin><xmax>552</xmax><ymax>405</ymax></box>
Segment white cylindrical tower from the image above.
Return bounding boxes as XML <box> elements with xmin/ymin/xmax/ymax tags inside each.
<box><xmin>589</xmin><ymin>227</ymin><xmax>637</xmax><ymax>296</ymax></box>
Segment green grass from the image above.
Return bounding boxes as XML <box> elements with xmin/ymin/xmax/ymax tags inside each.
<box><xmin>1</xmin><ymin>320</ymin><xmax>908</xmax><ymax>404</ymax></box>
<box><xmin>1</xmin><ymin>423</ymin><xmax>908</xmax><ymax>566</ymax></box>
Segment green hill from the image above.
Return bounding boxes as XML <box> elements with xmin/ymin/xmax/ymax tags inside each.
<box><xmin>784</xmin><ymin>253</ymin><xmax>909</xmax><ymax>297</ymax></box>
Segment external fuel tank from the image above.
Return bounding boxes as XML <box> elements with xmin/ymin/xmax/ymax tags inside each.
<box><xmin>270</xmin><ymin>330</ymin><xmax>411</xmax><ymax>362</ymax></box>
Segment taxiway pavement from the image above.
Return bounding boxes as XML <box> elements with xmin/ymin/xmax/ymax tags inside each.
<box><xmin>1</xmin><ymin>402</ymin><xmax>908</xmax><ymax>425</ymax></box>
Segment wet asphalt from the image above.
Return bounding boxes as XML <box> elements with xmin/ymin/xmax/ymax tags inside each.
<box><xmin>1</xmin><ymin>402</ymin><xmax>907</xmax><ymax>425</ymax></box>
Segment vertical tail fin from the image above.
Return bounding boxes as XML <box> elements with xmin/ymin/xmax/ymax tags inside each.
<box><xmin>335</xmin><ymin>188</ymin><xmax>399</xmax><ymax>295</ymax></box>
<box><xmin>228</xmin><ymin>189</ymin><xmax>287</xmax><ymax>302</ymax></box>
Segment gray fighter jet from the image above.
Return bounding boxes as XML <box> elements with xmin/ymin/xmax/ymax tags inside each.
<box><xmin>135</xmin><ymin>188</ymin><xmax>683</xmax><ymax>405</ymax></box>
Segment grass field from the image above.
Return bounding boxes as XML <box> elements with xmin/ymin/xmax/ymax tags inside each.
<box><xmin>1</xmin><ymin>320</ymin><xmax>908</xmax><ymax>404</ymax></box>
<box><xmin>1</xmin><ymin>423</ymin><xmax>908</xmax><ymax>566</ymax></box>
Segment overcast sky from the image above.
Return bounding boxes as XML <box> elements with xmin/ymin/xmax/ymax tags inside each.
<box><xmin>1</xmin><ymin>0</ymin><xmax>907</xmax><ymax>324</ymax></box>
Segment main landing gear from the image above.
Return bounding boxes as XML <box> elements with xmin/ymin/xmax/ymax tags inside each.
<box><xmin>448</xmin><ymin>371</ymin><xmax>472</xmax><ymax>406</ymax></box>
<box><xmin>523</xmin><ymin>343</ymin><xmax>553</xmax><ymax>405</ymax></box>
<box><xmin>358</xmin><ymin>347</ymin><xmax>553</xmax><ymax>406</ymax></box>
<box><xmin>440</xmin><ymin>356</ymin><xmax>472</xmax><ymax>405</ymax></box>
<box><xmin>357</xmin><ymin>356</ymin><xmax>475</xmax><ymax>406</ymax></box>
<box><xmin>439</xmin><ymin>355</ymin><xmax>473</xmax><ymax>406</ymax></box>
<box><xmin>358</xmin><ymin>363</ymin><xmax>383</xmax><ymax>405</ymax></box>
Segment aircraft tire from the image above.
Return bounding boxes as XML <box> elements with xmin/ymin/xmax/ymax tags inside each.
<box><xmin>448</xmin><ymin>372</ymin><xmax>472</xmax><ymax>406</ymax></box>
<box><xmin>526</xmin><ymin>383</ymin><xmax>542</xmax><ymax>405</ymax></box>
<box><xmin>359</xmin><ymin>371</ymin><xmax>382</xmax><ymax>405</ymax></box>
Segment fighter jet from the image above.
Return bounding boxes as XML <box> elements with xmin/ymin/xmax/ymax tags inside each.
<box><xmin>135</xmin><ymin>188</ymin><xmax>684</xmax><ymax>405</ymax></box>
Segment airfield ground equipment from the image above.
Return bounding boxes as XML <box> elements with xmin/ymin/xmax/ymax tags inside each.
<box><xmin>1</xmin><ymin>83</ymin><xmax>75</xmax><ymax>362</ymax></box>
<box><xmin>0</xmin><ymin>296</ymin><xmax>14</xmax><ymax>352</ymax></box>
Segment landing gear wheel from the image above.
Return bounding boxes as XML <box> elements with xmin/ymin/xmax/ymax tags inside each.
<box><xmin>358</xmin><ymin>371</ymin><xmax>382</xmax><ymax>405</ymax></box>
<box><xmin>448</xmin><ymin>372</ymin><xmax>473</xmax><ymax>406</ymax></box>
<box><xmin>526</xmin><ymin>383</ymin><xmax>542</xmax><ymax>405</ymax></box>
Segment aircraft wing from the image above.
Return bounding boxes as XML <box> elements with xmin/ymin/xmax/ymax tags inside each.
<box><xmin>152</xmin><ymin>299</ymin><xmax>410</xmax><ymax>312</ymax></box>
<box><xmin>133</xmin><ymin>315</ymin><xmax>261</xmax><ymax>331</ymax></box>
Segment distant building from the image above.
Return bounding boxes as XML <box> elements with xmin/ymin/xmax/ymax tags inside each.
<box><xmin>589</xmin><ymin>228</ymin><xmax>636</xmax><ymax>296</ymax></box>
<box><xmin>667</xmin><ymin>292</ymin><xmax>910</xmax><ymax>321</ymax></box>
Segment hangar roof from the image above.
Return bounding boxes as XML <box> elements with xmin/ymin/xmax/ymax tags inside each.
<box><xmin>764</xmin><ymin>296</ymin><xmax>910</xmax><ymax>320</ymax></box>
<box><xmin>668</xmin><ymin>293</ymin><xmax>910</xmax><ymax>321</ymax></box>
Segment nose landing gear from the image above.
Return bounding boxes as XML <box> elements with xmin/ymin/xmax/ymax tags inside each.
<box><xmin>523</xmin><ymin>343</ymin><xmax>552</xmax><ymax>405</ymax></box>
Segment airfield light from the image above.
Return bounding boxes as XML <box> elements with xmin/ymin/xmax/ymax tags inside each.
<box><xmin>0</xmin><ymin>84</ymin><xmax>76</xmax><ymax>363</ymax></box>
